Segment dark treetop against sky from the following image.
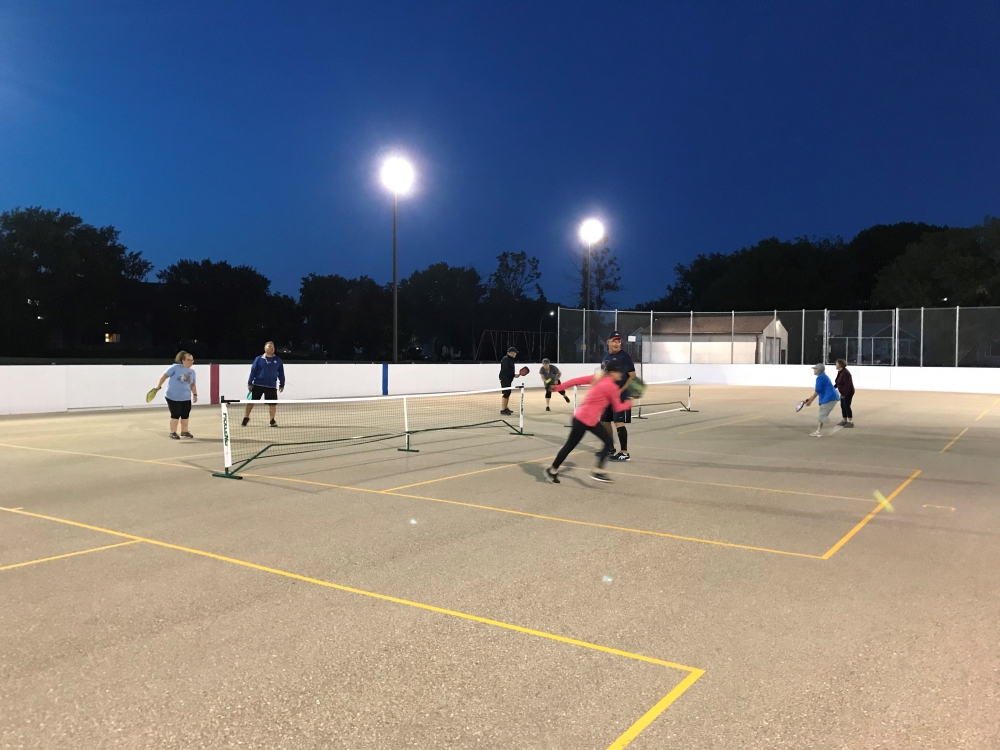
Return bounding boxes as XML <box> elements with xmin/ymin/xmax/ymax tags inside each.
<box><xmin>2</xmin><ymin>1</ymin><xmax>998</xmax><ymax>305</ymax></box>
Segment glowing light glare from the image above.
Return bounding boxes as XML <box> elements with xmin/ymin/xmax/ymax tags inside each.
<box><xmin>579</xmin><ymin>218</ymin><xmax>605</xmax><ymax>245</ymax></box>
<box><xmin>381</xmin><ymin>157</ymin><xmax>415</xmax><ymax>194</ymax></box>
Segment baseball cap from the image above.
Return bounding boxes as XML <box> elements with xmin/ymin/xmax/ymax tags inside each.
<box><xmin>813</xmin><ymin>362</ymin><xmax>825</xmax><ymax>372</ymax></box>
<box><xmin>507</xmin><ymin>346</ymin><xmax>518</xmax><ymax>354</ymax></box>
<box><xmin>604</xmin><ymin>359</ymin><xmax>624</xmax><ymax>373</ymax></box>
<box><xmin>541</xmin><ymin>358</ymin><xmax>550</xmax><ymax>365</ymax></box>
<box><xmin>607</xmin><ymin>331</ymin><xmax>622</xmax><ymax>340</ymax></box>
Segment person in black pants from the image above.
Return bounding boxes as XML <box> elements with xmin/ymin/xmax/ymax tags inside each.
<box><xmin>499</xmin><ymin>346</ymin><xmax>518</xmax><ymax>415</ymax></box>
<box><xmin>835</xmin><ymin>358</ymin><xmax>855</xmax><ymax>427</ymax></box>
<box><xmin>539</xmin><ymin>358</ymin><xmax>570</xmax><ymax>411</ymax></box>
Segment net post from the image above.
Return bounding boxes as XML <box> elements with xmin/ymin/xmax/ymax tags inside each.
<box><xmin>510</xmin><ymin>384</ymin><xmax>533</xmax><ymax>436</ymax></box>
<box><xmin>687</xmin><ymin>377</ymin><xmax>692</xmax><ymax>411</ymax></box>
<box><xmin>211</xmin><ymin>402</ymin><xmax>243</xmax><ymax>479</ymax></box>
<box><xmin>397</xmin><ymin>395</ymin><xmax>419</xmax><ymax>452</ymax></box>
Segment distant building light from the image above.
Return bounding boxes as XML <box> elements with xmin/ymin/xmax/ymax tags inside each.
<box><xmin>105</xmin><ymin>333</ymin><xmax>121</xmax><ymax>343</ymax></box>
<box><xmin>37</xmin><ymin>316</ymin><xmax>43</xmax><ymax>320</ymax></box>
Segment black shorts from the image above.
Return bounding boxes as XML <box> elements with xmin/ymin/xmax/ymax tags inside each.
<box><xmin>166</xmin><ymin>398</ymin><xmax>192</xmax><ymax>420</ymax></box>
<box><xmin>251</xmin><ymin>385</ymin><xmax>278</xmax><ymax>401</ymax></box>
<box><xmin>500</xmin><ymin>379</ymin><xmax>513</xmax><ymax>399</ymax></box>
<box><xmin>600</xmin><ymin>406</ymin><xmax>632</xmax><ymax>424</ymax></box>
<box><xmin>544</xmin><ymin>378</ymin><xmax>561</xmax><ymax>395</ymax></box>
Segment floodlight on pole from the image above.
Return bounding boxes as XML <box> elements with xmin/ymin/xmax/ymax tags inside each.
<box><xmin>381</xmin><ymin>156</ymin><xmax>416</xmax><ymax>362</ymax></box>
<box><xmin>578</xmin><ymin>218</ymin><xmax>605</xmax><ymax>312</ymax></box>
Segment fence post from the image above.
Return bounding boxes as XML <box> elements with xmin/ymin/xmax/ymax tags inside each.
<box><xmin>800</xmin><ymin>309</ymin><xmax>805</xmax><ymax>365</ymax></box>
<box><xmin>556</xmin><ymin>307</ymin><xmax>561</xmax><ymax>363</ymax></box>
<box><xmin>772</xmin><ymin>309</ymin><xmax>777</xmax><ymax>364</ymax></box>
<box><xmin>689</xmin><ymin>310</ymin><xmax>694</xmax><ymax>365</ymax></box>
<box><xmin>955</xmin><ymin>306</ymin><xmax>960</xmax><ymax>367</ymax></box>
<box><xmin>920</xmin><ymin>307</ymin><xmax>924</xmax><ymax>367</ymax></box>
<box><xmin>649</xmin><ymin>310</ymin><xmax>654</xmax><ymax>365</ymax></box>
<box><xmin>823</xmin><ymin>309</ymin><xmax>829</xmax><ymax>365</ymax></box>
<box><xmin>893</xmin><ymin>308</ymin><xmax>899</xmax><ymax>366</ymax></box>
<box><xmin>857</xmin><ymin>310</ymin><xmax>863</xmax><ymax>365</ymax></box>
<box><xmin>615</xmin><ymin>309</ymin><xmax>618</xmax><ymax>333</ymax></box>
<box><xmin>583</xmin><ymin>308</ymin><xmax>587</xmax><ymax>364</ymax></box>
<box><xmin>731</xmin><ymin>310</ymin><xmax>735</xmax><ymax>364</ymax></box>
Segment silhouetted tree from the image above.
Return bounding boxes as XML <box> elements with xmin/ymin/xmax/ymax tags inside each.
<box><xmin>400</xmin><ymin>262</ymin><xmax>483</xmax><ymax>358</ymax></box>
<box><xmin>0</xmin><ymin>207</ymin><xmax>151</xmax><ymax>353</ymax></box>
<box><xmin>572</xmin><ymin>243</ymin><xmax>622</xmax><ymax>310</ymax></box>
<box><xmin>872</xmin><ymin>218</ymin><xmax>1000</xmax><ymax>307</ymax></box>
<box><xmin>299</xmin><ymin>273</ymin><xmax>392</xmax><ymax>359</ymax></box>
<box><xmin>157</xmin><ymin>259</ymin><xmax>296</xmax><ymax>358</ymax></box>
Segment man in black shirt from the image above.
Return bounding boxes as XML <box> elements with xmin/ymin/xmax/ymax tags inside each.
<box><xmin>600</xmin><ymin>331</ymin><xmax>636</xmax><ymax>461</ymax></box>
<box><xmin>499</xmin><ymin>346</ymin><xmax>518</xmax><ymax>415</ymax></box>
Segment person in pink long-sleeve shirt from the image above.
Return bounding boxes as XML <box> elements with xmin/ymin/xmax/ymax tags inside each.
<box><xmin>544</xmin><ymin>361</ymin><xmax>630</xmax><ymax>484</ymax></box>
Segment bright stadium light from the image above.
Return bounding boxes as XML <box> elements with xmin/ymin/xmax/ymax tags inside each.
<box><xmin>380</xmin><ymin>155</ymin><xmax>417</xmax><ymax>362</ymax></box>
<box><xmin>381</xmin><ymin>156</ymin><xmax>415</xmax><ymax>195</ymax></box>
<box><xmin>578</xmin><ymin>218</ymin><xmax>605</xmax><ymax>245</ymax></box>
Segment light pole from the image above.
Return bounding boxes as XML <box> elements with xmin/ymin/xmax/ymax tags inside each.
<box><xmin>539</xmin><ymin>309</ymin><xmax>555</xmax><ymax>358</ymax></box>
<box><xmin>578</xmin><ymin>218</ymin><xmax>604</xmax><ymax>310</ymax></box>
<box><xmin>578</xmin><ymin>218</ymin><xmax>605</xmax><ymax>362</ymax></box>
<box><xmin>380</xmin><ymin>156</ymin><xmax>415</xmax><ymax>362</ymax></box>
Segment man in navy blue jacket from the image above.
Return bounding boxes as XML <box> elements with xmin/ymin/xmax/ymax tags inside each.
<box><xmin>241</xmin><ymin>341</ymin><xmax>286</xmax><ymax>427</ymax></box>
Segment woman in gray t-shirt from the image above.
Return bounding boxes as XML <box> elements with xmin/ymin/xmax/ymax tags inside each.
<box><xmin>153</xmin><ymin>351</ymin><xmax>199</xmax><ymax>439</ymax></box>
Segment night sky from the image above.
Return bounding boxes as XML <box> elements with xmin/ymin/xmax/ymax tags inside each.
<box><xmin>2</xmin><ymin>1</ymin><xmax>998</xmax><ymax>306</ymax></box>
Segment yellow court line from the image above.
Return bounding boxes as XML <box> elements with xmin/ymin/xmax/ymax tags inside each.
<box><xmin>604</xmin><ymin>470</ymin><xmax>872</xmax><ymax>504</ymax></box>
<box><xmin>0</xmin><ymin>507</ymin><xmax>703</xmax><ymax>749</ymax></box>
<box><xmin>650</xmin><ymin>446</ymin><xmax>917</xmax><ymax>475</ymax></box>
<box><xmin>0</xmin><ymin>442</ymin><xmax>203</xmax><ymax>470</ymax></box>
<box><xmin>243</xmin><ymin>473</ymin><xmax>824</xmax><ymax>559</ymax></box>
<box><xmin>384</xmin><ymin>451</ymin><xmax>576</xmax><ymax>492</ymax></box>
<box><xmin>677</xmin><ymin>415</ymin><xmax>763</xmax><ymax>434</ymax></box>
<box><xmin>0</xmin><ymin>540</ymin><xmax>142</xmax><ymax>572</ymax></box>
<box><xmin>974</xmin><ymin>396</ymin><xmax>1000</xmax><ymax>422</ymax></box>
<box><xmin>820</xmin><ymin>470</ymin><xmax>921</xmax><ymax>560</ymax></box>
<box><xmin>940</xmin><ymin>428</ymin><xmax>968</xmax><ymax>453</ymax></box>
<box><xmin>607</xmin><ymin>668</ymin><xmax>705</xmax><ymax>749</ymax></box>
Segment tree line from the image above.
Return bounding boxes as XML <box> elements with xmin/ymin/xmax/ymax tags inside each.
<box><xmin>640</xmin><ymin>218</ymin><xmax>1000</xmax><ymax>312</ymax></box>
<box><xmin>0</xmin><ymin>207</ymin><xmax>565</xmax><ymax>360</ymax></box>
<box><xmin>3</xmin><ymin>205</ymin><xmax>996</xmax><ymax>360</ymax></box>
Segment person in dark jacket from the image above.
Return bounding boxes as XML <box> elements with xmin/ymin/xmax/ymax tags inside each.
<box><xmin>499</xmin><ymin>346</ymin><xmax>520</xmax><ymax>415</ymax></box>
<box><xmin>835</xmin><ymin>358</ymin><xmax>855</xmax><ymax>427</ymax></box>
<box><xmin>242</xmin><ymin>341</ymin><xmax>286</xmax><ymax>427</ymax></box>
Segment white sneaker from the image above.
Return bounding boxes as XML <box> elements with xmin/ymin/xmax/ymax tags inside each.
<box><xmin>810</xmin><ymin>430</ymin><xmax>823</xmax><ymax>437</ymax></box>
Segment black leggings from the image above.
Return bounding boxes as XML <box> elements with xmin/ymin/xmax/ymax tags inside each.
<box><xmin>552</xmin><ymin>418</ymin><xmax>615</xmax><ymax>470</ymax></box>
<box><xmin>841</xmin><ymin>393</ymin><xmax>854</xmax><ymax>419</ymax></box>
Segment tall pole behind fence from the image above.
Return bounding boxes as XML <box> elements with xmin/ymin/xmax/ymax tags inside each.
<box><xmin>731</xmin><ymin>310</ymin><xmax>735</xmax><ymax>364</ymax></box>
<box><xmin>920</xmin><ymin>307</ymin><xmax>924</xmax><ymax>367</ymax></box>
<box><xmin>857</xmin><ymin>310</ymin><xmax>863</xmax><ymax>365</ymax></box>
<box><xmin>650</xmin><ymin>310</ymin><xmax>654</xmax><ymax>365</ymax></box>
<box><xmin>823</xmin><ymin>309</ymin><xmax>829</xmax><ymax>365</ymax></box>
<box><xmin>800</xmin><ymin>309</ymin><xmax>805</xmax><ymax>365</ymax></box>
<box><xmin>893</xmin><ymin>308</ymin><xmax>899</xmax><ymax>366</ymax></box>
<box><xmin>689</xmin><ymin>310</ymin><xmax>694</xmax><ymax>365</ymax></box>
<box><xmin>955</xmin><ymin>306</ymin><xmax>960</xmax><ymax>367</ymax></box>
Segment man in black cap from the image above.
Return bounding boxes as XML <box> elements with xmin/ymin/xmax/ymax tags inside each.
<box><xmin>601</xmin><ymin>331</ymin><xmax>636</xmax><ymax>461</ymax></box>
<box><xmin>499</xmin><ymin>346</ymin><xmax>519</xmax><ymax>415</ymax></box>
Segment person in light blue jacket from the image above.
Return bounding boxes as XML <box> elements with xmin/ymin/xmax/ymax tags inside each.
<box><xmin>801</xmin><ymin>362</ymin><xmax>840</xmax><ymax>438</ymax></box>
<box><xmin>153</xmin><ymin>350</ymin><xmax>198</xmax><ymax>439</ymax></box>
<box><xmin>241</xmin><ymin>341</ymin><xmax>285</xmax><ymax>427</ymax></box>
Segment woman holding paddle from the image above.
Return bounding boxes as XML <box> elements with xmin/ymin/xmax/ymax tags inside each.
<box><xmin>152</xmin><ymin>351</ymin><xmax>198</xmax><ymax>440</ymax></box>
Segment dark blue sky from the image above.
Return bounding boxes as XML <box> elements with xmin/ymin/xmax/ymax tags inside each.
<box><xmin>2</xmin><ymin>1</ymin><xmax>998</xmax><ymax>306</ymax></box>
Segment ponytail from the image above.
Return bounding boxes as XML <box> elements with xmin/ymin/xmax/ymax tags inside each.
<box><xmin>174</xmin><ymin>350</ymin><xmax>191</xmax><ymax>364</ymax></box>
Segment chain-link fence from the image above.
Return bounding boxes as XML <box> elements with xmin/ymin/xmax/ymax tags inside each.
<box><xmin>557</xmin><ymin>307</ymin><xmax>1000</xmax><ymax>367</ymax></box>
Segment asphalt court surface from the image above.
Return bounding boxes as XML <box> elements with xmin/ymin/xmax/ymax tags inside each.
<box><xmin>2</xmin><ymin>385</ymin><xmax>999</xmax><ymax>748</ymax></box>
